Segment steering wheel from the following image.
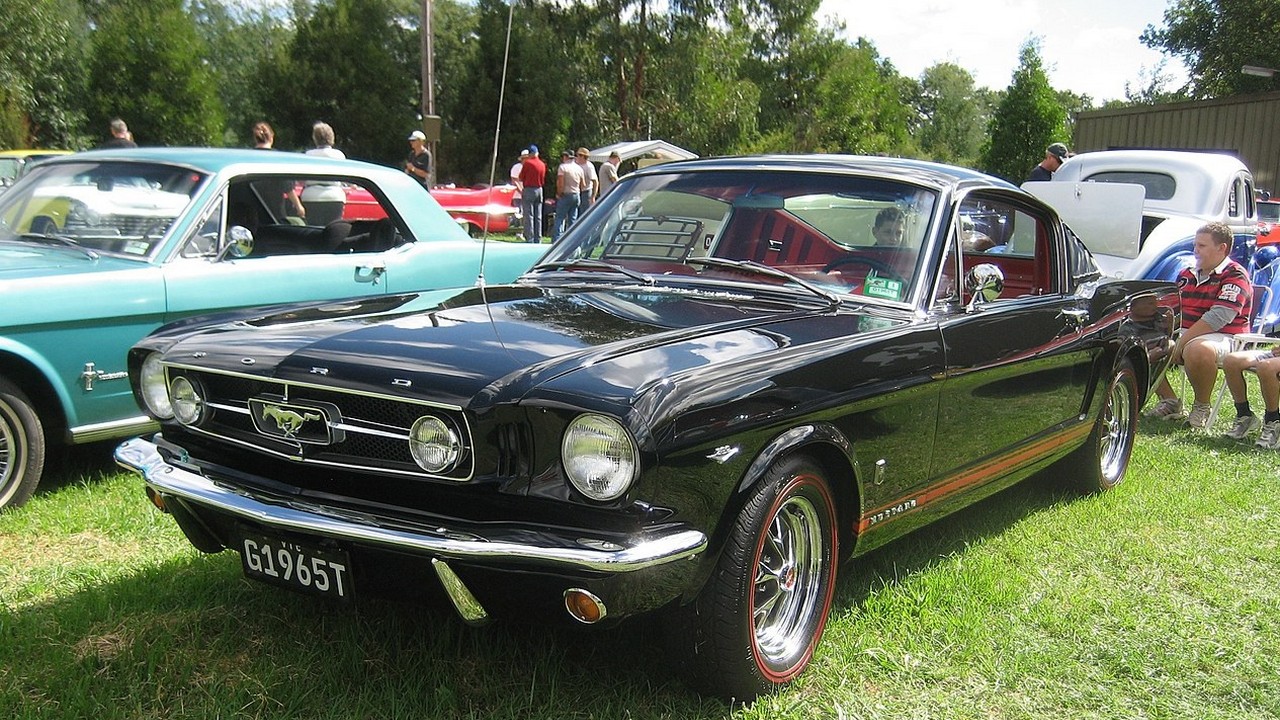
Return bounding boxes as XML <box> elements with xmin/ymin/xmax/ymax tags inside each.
<box><xmin>821</xmin><ymin>255</ymin><xmax>907</xmax><ymax>286</ymax></box>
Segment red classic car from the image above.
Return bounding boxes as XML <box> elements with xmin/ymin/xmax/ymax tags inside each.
<box><xmin>342</xmin><ymin>183</ymin><xmax>520</xmax><ymax>236</ymax></box>
<box><xmin>1259</xmin><ymin>199</ymin><xmax>1280</xmax><ymax>246</ymax></box>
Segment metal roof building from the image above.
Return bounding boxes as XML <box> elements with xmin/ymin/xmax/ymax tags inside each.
<box><xmin>1073</xmin><ymin>90</ymin><xmax>1280</xmax><ymax>192</ymax></box>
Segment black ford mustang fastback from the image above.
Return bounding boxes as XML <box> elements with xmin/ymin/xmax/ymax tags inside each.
<box><xmin>117</xmin><ymin>155</ymin><xmax>1178</xmax><ymax>699</ymax></box>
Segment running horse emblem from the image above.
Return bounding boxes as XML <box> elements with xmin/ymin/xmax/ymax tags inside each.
<box><xmin>261</xmin><ymin>404</ymin><xmax>323</xmax><ymax>438</ymax></box>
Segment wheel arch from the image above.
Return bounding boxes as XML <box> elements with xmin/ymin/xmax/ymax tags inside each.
<box><xmin>735</xmin><ymin>422</ymin><xmax>861</xmax><ymax>558</ymax></box>
<box><xmin>0</xmin><ymin>343</ymin><xmax>70</xmax><ymax>440</ymax></box>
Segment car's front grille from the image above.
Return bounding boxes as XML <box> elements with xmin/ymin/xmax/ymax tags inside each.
<box><xmin>166</xmin><ymin>365</ymin><xmax>474</xmax><ymax>481</ymax></box>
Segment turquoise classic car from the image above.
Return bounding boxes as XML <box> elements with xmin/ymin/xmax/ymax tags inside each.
<box><xmin>0</xmin><ymin>147</ymin><xmax>546</xmax><ymax>510</ymax></box>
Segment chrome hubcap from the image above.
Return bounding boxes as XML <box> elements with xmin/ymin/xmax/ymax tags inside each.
<box><xmin>753</xmin><ymin>494</ymin><xmax>825</xmax><ymax>667</ymax></box>
<box><xmin>1099</xmin><ymin>377</ymin><xmax>1133</xmax><ymax>481</ymax></box>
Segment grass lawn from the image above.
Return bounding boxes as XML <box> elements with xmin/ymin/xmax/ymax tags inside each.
<box><xmin>2</xmin><ymin>400</ymin><xmax>1279</xmax><ymax>718</ymax></box>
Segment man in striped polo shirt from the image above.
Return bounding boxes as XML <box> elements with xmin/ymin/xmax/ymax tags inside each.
<box><xmin>1144</xmin><ymin>222</ymin><xmax>1253</xmax><ymax>429</ymax></box>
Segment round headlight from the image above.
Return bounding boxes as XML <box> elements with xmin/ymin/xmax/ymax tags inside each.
<box><xmin>169</xmin><ymin>376</ymin><xmax>205</xmax><ymax>425</ymax></box>
<box><xmin>139</xmin><ymin>353</ymin><xmax>173</xmax><ymax>419</ymax></box>
<box><xmin>409</xmin><ymin>415</ymin><xmax>460</xmax><ymax>473</ymax></box>
<box><xmin>562</xmin><ymin>414</ymin><xmax>638</xmax><ymax>502</ymax></box>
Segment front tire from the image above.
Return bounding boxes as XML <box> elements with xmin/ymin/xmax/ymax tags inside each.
<box><xmin>1073</xmin><ymin>358</ymin><xmax>1138</xmax><ymax>493</ymax></box>
<box><xmin>680</xmin><ymin>455</ymin><xmax>838</xmax><ymax>700</ymax></box>
<box><xmin>0</xmin><ymin>376</ymin><xmax>45</xmax><ymax>510</ymax></box>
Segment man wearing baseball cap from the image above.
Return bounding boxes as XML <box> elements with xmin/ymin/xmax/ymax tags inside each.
<box><xmin>1026</xmin><ymin>142</ymin><xmax>1069</xmax><ymax>182</ymax></box>
<box><xmin>404</xmin><ymin>130</ymin><xmax>431</xmax><ymax>188</ymax></box>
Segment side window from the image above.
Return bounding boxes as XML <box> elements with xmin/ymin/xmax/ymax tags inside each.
<box><xmin>955</xmin><ymin>195</ymin><xmax>1056</xmax><ymax>301</ymax></box>
<box><xmin>1228</xmin><ymin>178</ymin><xmax>1240</xmax><ymax>219</ymax></box>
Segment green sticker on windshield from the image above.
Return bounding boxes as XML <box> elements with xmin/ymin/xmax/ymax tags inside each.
<box><xmin>864</xmin><ymin>276</ymin><xmax>903</xmax><ymax>300</ymax></box>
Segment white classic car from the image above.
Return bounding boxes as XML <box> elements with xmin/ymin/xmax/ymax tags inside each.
<box><xmin>1025</xmin><ymin>149</ymin><xmax>1276</xmax><ymax>333</ymax></box>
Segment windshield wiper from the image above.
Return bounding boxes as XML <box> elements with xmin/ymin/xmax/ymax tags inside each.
<box><xmin>17</xmin><ymin>232</ymin><xmax>100</xmax><ymax>260</ymax></box>
<box><xmin>531</xmin><ymin>258</ymin><xmax>654</xmax><ymax>285</ymax></box>
<box><xmin>686</xmin><ymin>257</ymin><xmax>840</xmax><ymax>308</ymax></box>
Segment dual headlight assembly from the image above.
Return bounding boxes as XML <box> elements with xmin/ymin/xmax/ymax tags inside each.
<box><xmin>139</xmin><ymin>354</ymin><xmax>638</xmax><ymax>501</ymax></box>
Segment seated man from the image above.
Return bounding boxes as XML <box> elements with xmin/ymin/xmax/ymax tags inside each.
<box><xmin>1219</xmin><ymin>345</ymin><xmax>1280</xmax><ymax>448</ymax></box>
<box><xmin>1143</xmin><ymin>222</ymin><xmax>1253</xmax><ymax>429</ymax></box>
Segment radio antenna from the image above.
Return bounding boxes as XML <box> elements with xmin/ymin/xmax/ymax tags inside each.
<box><xmin>476</xmin><ymin>0</ymin><xmax>517</xmax><ymax>286</ymax></box>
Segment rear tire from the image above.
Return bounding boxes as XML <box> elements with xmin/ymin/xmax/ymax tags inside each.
<box><xmin>0</xmin><ymin>376</ymin><xmax>45</xmax><ymax>511</ymax></box>
<box><xmin>677</xmin><ymin>454</ymin><xmax>838</xmax><ymax>700</ymax></box>
<box><xmin>1073</xmin><ymin>358</ymin><xmax>1138</xmax><ymax>493</ymax></box>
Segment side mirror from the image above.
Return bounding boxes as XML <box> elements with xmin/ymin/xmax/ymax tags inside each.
<box><xmin>964</xmin><ymin>262</ymin><xmax>1004</xmax><ymax>309</ymax></box>
<box><xmin>216</xmin><ymin>225</ymin><xmax>255</xmax><ymax>261</ymax></box>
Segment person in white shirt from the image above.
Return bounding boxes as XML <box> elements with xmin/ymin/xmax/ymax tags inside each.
<box><xmin>510</xmin><ymin>149</ymin><xmax>528</xmax><ymax>187</ymax></box>
<box><xmin>301</xmin><ymin>122</ymin><xmax>347</xmax><ymax>226</ymax></box>
<box><xmin>553</xmin><ymin>150</ymin><xmax>584</xmax><ymax>242</ymax></box>
<box><xmin>574</xmin><ymin>147</ymin><xmax>597</xmax><ymax>219</ymax></box>
<box><xmin>598</xmin><ymin>151</ymin><xmax>621</xmax><ymax>198</ymax></box>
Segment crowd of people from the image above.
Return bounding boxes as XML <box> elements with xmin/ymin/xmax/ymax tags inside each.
<box><xmin>509</xmin><ymin>144</ymin><xmax>623</xmax><ymax>243</ymax></box>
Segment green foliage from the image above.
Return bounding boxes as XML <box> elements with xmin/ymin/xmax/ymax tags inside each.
<box><xmin>802</xmin><ymin>41</ymin><xmax>914</xmax><ymax>155</ymax></box>
<box><xmin>189</xmin><ymin>0</ymin><xmax>296</xmax><ymax>148</ymax></box>
<box><xmin>0</xmin><ymin>0</ymin><xmax>89</xmax><ymax>148</ymax></box>
<box><xmin>269</xmin><ymin>0</ymin><xmax>421</xmax><ymax>164</ymax></box>
<box><xmin>87</xmin><ymin>0</ymin><xmax>223</xmax><ymax>147</ymax></box>
<box><xmin>1141</xmin><ymin>0</ymin><xmax>1280</xmax><ymax>98</ymax></box>
<box><xmin>979</xmin><ymin>41</ymin><xmax>1068</xmax><ymax>183</ymax></box>
<box><xmin>914</xmin><ymin>63</ymin><xmax>991</xmax><ymax>166</ymax></box>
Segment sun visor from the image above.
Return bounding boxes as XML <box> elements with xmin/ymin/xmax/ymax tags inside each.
<box><xmin>1022</xmin><ymin>181</ymin><xmax>1146</xmax><ymax>260</ymax></box>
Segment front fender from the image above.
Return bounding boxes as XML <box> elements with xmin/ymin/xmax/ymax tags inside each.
<box><xmin>0</xmin><ymin>335</ymin><xmax>76</xmax><ymax>428</ymax></box>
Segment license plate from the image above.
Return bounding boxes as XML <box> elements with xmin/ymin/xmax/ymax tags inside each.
<box><xmin>239</xmin><ymin>532</ymin><xmax>353</xmax><ymax>599</ymax></box>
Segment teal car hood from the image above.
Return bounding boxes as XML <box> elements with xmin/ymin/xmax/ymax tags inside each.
<box><xmin>0</xmin><ymin>241</ymin><xmax>147</xmax><ymax>279</ymax></box>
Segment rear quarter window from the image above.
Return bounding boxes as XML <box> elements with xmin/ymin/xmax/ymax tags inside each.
<box><xmin>1083</xmin><ymin>171</ymin><xmax>1176</xmax><ymax>201</ymax></box>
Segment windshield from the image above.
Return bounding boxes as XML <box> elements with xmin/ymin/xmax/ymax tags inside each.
<box><xmin>0</xmin><ymin>161</ymin><xmax>205</xmax><ymax>257</ymax></box>
<box><xmin>539</xmin><ymin>169</ymin><xmax>938</xmax><ymax>303</ymax></box>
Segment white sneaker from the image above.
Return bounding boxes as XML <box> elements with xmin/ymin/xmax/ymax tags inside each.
<box><xmin>1143</xmin><ymin>397</ymin><xmax>1184</xmax><ymax>420</ymax></box>
<box><xmin>1185</xmin><ymin>403</ymin><xmax>1213</xmax><ymax>430</ymax></box>
<box><xmin>1258</xmin><ymin>421</ymin><xmax>1280</xmax><ymax>449</ymax></box>
<box><xmin>1225</xmin><ymin>414</ymin><xmax>1261</xmax><ymax>440</ymax></box>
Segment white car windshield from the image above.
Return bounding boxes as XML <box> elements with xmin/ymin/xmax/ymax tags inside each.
<box><xmin>0</xmin><ymin>161</ymin><xmax>205</xmax><ymax>257</ymax></box>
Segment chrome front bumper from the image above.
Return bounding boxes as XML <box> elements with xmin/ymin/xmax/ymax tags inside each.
<box><xmin>115</xmin><ymin>437</ymin><xmax>707</xmax><ymax>574</ymax></box>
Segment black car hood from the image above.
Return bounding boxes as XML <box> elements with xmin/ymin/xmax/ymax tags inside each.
<box><xmin>160</xmin><ymin>284</ymin><xmax>896</xmax><ymax>411</ymax></box>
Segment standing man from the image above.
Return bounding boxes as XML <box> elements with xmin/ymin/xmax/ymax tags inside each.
<box><xmin>553</xmin><ymin>150</ymin><xmax>584</xmax><ymax>242</ymax></box>
<box><xmin>598</xmin><ymin>151</ymin><xmax>622</xmax><ymax>198</ymax></box>
<box><xmin>1026</xmin><ymin>142</ymin><xmax>1068</xmax><ymax>182</ymax></box>
<box><xmin>575</xmin><ymin>147</ymin><xmax>597</xmax><ymax>219</ymax></box>
<box><xmin>404</xmin><ymin>130</ymin><xmax>432</xmax><ymax>188</ymax></box>
<box><xmin>517</xmin><ymin>145</ymin><xmax>547</xmax><ymax>244</ymax></box>
<box><xmin>1143</xmin><ymin>222</ymin><xmax>1253</xmax><ymax>429</ymax></box>
<box><xmin>510</xmin><ymin>149</ymin><xmax>528</xmax><ymax>186</ymax></box>
<box><xmin>99</xmin><ymin>118</ymin><xmax>137</xmax><ymax>149</ymax></box>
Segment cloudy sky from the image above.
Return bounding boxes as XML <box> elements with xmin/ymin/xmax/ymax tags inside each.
<box><xmin>815</xmin><ymin>0</ymin><xmax>1188</xmax><ymax>102</ymax></box>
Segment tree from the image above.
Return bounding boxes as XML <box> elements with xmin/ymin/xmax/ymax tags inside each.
<box><xmin>1141</xmin><ymin>0</ymin><xmax>1280</xmax><ymax>98</ymax></box>
<box><xmin>979</xmin><ymin>41</ymin><xmax>1067</xmax><ymax>183</ymax></box>
<box><xmin>189</xmin><ymin>0</ymin><xmax>296</xmax><ymax>147</ymax></box>
<box><xmin>914</xmin><ymin>63</ymin><xmax>990</xmax><ymax>166</ymax></box>
<box><xmin>270</xmin><ymin>0</ymin><xmax>420</xmax><ymax>164</ymax></box>
<box><xmin>797</xmin><ymin>40</ymin><xmax>913</xmax><ymax>155</ymax></box>
<box><xmin>87</xmin><ymin>0</ymin><xmax>223</xmax><ymax>146</ymax></box>
<box><xmin>0</xmin><ymin>0</ymin><xmax>89</xmax><ymax>148</ymax></box>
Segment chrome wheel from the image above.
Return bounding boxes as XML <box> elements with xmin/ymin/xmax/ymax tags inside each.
<box><xmin>1099</xmin><ymin>369</ymin><xmax>1136</xmax><ymax>484</ymax></box>
<box><xmin>752</xmin><ymin>493</ymin><xmax>827</xmax><ymax>670</ymax></box>
<box><xmin>1069</xmin><ymin>359</ymin><xmax>1137</xmax><ymax>493</ymax></box>
<box><xmin>0</xmin><ymin>377</ymin><xmax>44</xmax><ymax>511</ymax></box>
<box><xmin>676</xmin><ymin>456</ymin><xmax>838</xmax><ymax>700</ymax></box>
